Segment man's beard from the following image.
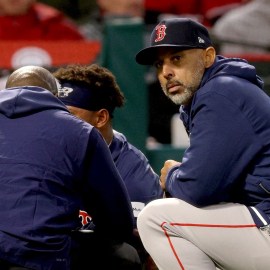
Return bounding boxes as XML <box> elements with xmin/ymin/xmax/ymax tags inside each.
<box><xmin>161</xmin><ymin>60</ymin><xmax>205</xmax><ymax>105</ymax></box>
<box><xmin>167</xmin><ymin>87</ymin><xmax>195</xmax><ymax>105</ymax></box>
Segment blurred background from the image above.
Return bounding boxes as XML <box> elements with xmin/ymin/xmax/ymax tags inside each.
<box><xmin>1</xmin><ymin>0</ymin><xmax>269</xmax><ymax>172</ymax></box>
<box><xmin>40</xmin><ymin>0</ymin><xmax>97</xmax><ymax>22</ymax></box>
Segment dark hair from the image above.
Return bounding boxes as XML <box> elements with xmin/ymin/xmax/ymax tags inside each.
<box><xmin>53</xmin><ymin>64</ymin><xmax>125</xmax><ymax>117</ymax></box>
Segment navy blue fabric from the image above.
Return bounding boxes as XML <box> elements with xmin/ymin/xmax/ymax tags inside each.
<box><xmin>110</xmin><ymin>131</ymin><xmax>163</xmax><ymax>226</ymax></box>
<box><xmin>57</xmin><ymin>82</ymin><xmax>114</xmax><ymax>114</ymax></box>
<box><xmin>0</xmin><ymin>87</ymin><xmax>133</xmax><ymax>270</ymax></box>
<box><xmin>167</xmin><ymin>56</ymin><xmax>270</xmax><ymax>227</ymax></box>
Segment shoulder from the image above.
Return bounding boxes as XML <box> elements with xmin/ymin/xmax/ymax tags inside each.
<box><xmin>113</xmin><ymin>130</ymin><xmax>141</xmax><ymax>148</ymax></box>
<box><xmin>113</xmin><ymin>130</ymin><xmax>148</xmax><ymax>162</ymax></box>
<box><xmin>32</xmin><ymin>3</ymin><xmax>84</xmax><ymax>39</ymax></box>
<box><xmin>56</xmin><ymin>111</ymin><xmax>94</xmax><ymax>139</ymax></box>
<box><xmin>33</xmin><ymin>3</ymin><xmax>63</xmax><ymax>21</ymax></box>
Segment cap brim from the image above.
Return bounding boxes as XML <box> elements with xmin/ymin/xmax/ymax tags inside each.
<box><xmin>135</xmin><ymin>44</ymin><xmax>196</xmax><ymax>65</ymax></box>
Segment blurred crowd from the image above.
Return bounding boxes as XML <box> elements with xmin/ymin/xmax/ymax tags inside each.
<box><xmin>3</xmin><ymin>0</ymin><xmax>267</xmax><ymax>55</ymax></box>
<box><xmin>1</xmin><ymin>0</ymin><xmax>270</xmax><ymax>145</ymax></box>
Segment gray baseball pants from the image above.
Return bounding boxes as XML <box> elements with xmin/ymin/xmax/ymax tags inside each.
<box><xmin>137</xmin><ymin>198</ymin><xmax>270</xmax><ymax>270</ymax></box>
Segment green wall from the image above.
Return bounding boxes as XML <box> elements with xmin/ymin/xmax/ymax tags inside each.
<box><xmin>98</xmin><ymin>18</ymin><xmax>186</xmax><ymax>173</ymax></box>
<box><xmin>99</xmin><ymin>18</ymin><xmax>148</xmax><ymax>152</ymax></box>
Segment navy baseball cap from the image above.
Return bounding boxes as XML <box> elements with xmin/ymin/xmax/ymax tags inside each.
<box><xmin>135</xmin><ymin>18</ymin><xmax>213</xmax><ymax>65</ymax></box>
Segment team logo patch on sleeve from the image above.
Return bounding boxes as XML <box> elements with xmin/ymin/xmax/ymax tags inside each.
<box><xmin>79</xmin><ymin>210</ymin><xmax>92</xmax><ymax>225</ymax></box>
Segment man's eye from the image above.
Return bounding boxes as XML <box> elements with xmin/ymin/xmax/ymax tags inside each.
<box><xmin>154</xmin><ymin>61</ymin><xmax>162</xmax><ymax>69</ymax></box>
<box><xmin>172</xmin><ymin>56</ymin><xmax>181</xmax><ymax>62</ymax></box>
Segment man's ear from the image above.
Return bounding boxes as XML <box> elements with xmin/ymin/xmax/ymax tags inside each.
<box><xmin>95</xmin><ymin>109</ymin><xmax>109</xmax><ymax>128</ymax></box>
<box><xmin>205</xmin><ymin>47</ymin><xmax>216</xmax><ymax>68</ymax></box>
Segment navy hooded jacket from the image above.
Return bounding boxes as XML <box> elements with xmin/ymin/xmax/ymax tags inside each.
<box><xmin>0</xmin><ymin>86</ymin><xmax>133</xmax><ymax>270</ymax></box>
<box><xmin>166</xmin><ymin>56</ymin><xmax>270</xmax><ymax>227</ymax></box>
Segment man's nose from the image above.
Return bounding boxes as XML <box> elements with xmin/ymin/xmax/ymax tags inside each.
<box><xmin>162</xmin><ymin>64</ymin><xmax>174</xmax><ymax>79</ymax></box>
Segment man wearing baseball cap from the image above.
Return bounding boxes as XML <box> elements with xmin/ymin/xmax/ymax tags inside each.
<box><xmin>136</xmin><ymin>18</ymin><xmax>270</xmax><ymax>269</ymax></box>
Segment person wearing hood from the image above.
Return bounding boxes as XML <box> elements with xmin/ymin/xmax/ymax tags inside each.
<box><xmin>135</xmin><ymin>18</ymin><xmax>270</xmax><ymax>269</ymax></box>
<box><xmin>0</xmin><ymin>65</ymin><xmax>137</xmax><ymax>270</ymax></box>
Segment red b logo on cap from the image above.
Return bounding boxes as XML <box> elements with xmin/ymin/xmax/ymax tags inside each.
<box><xmin>155</xmin><ymin>24</ymin><xmax>166</xmax><ymax>42</ymax></box>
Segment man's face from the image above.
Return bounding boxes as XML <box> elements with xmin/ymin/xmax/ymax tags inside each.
<box><xmin>0</xmin><ymin>0</ymin><xmax>35</xmax><ymax>16</ymax></box>
<box><xmin>154</xmin><ymin>48</ymin><xmax>206</xmax><ymax>106</ymax></box>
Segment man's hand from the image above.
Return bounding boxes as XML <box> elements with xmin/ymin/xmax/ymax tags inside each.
<box><xmin>160</xmin><ymin>160</ymin><xmax>181</xmax><ymax>190</ymax></box>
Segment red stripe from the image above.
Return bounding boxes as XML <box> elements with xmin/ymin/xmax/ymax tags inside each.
<box><xmin>170</xmin><ymin>223</ymin><xmax>257</xmax><ymax>228</ymax></box>
<box><xmin>160</xmin><ymin>221</ymin><xmax>256</xmax><ymax>269</ymax></box>
<box><xmin>161</xmin><ymin>222</ymin><xmax>185</xmax><ymax>270</ymax></box>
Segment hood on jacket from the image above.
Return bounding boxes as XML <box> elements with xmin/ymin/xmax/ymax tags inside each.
<box><xmin>0</xmin><ymin>86</ymin><xmax>68</xmax><ymax>118</ymax></box>
<box><xmin>201</xmin><ymin>55</ymin><xmax>264</xmax><ymax>90</ymax></box>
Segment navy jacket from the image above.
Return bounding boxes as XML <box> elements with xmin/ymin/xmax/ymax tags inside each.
<box><xmin>110</xmin><ymin>130</ymin><xmax>163</xmax><ymax>224</ymax></box>
<box><xmin>166</xmin><ymin>56</ymin><xmax>270</xmax><ymax>227</ymax></box>
<box><xmin>0</xmin><ymin>87</ymin><xmax>133</xmax><ymax>270</ymax></box>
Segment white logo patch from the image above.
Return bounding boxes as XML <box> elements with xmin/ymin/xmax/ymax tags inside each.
<box><xmin>58</xmin><ymin>86</ymin><xmax>73</xmax><ymax>97</ymax></box>
<box><xmin>198</xmin><ymin>37</ymin><xmax>205</xmax><ymax>43</ymax></box>
<box><xmin>131</xmin><ymin>202</ymin><xmax>145</xmax><ymax>217</ymax></box>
